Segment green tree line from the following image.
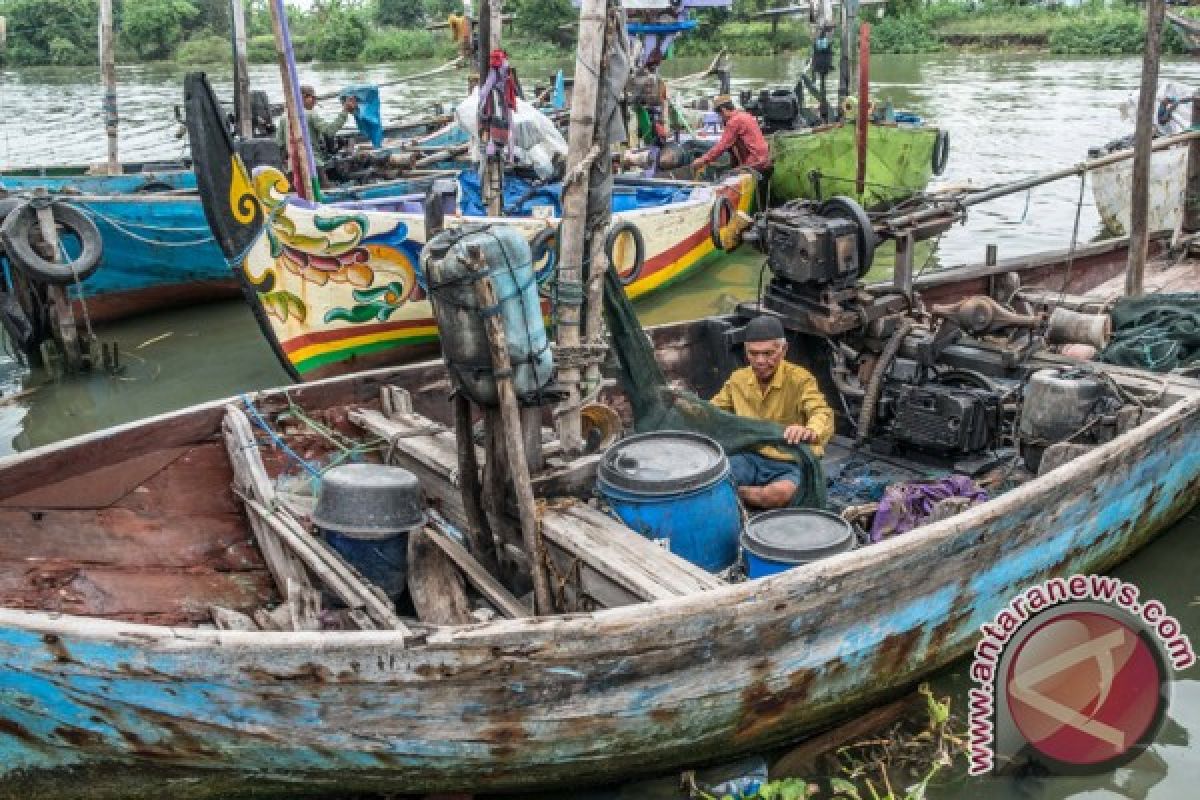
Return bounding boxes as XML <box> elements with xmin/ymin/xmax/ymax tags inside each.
<box><xmin>2</xmin><ymin>0</ymin><xmax>1192</xmax><ymax>67</ymax></box>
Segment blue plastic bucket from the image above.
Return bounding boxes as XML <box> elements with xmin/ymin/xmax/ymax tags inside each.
<box><xmin>597</xmin><ymin>432</ymin><xmax>742</xmax><ymax>572</ymax></box>
<box><xmin>322</xmin><ymin>530</ymin><xmax>411</xmax><ymax>598</ymax></box>
<box><xmin>742</xmin><ymin>509</ymin><xmax>854</xmax><ymax>579</ymax></box>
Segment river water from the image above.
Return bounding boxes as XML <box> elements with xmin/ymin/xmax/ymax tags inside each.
<box><xmin>1</xmin><ymin>53</ymin><xmax>1199</xmax><ymax>798</ymax></box>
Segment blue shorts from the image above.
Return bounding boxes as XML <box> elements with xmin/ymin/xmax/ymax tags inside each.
<box><xmin>729</xmin><ymin>452</ymin><xmax>807</xmax><ymax>489</ymax></box>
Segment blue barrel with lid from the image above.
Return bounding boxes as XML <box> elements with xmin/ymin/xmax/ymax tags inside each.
<box><xmin>596</xmin><ymin>431</ymin><xmax>741</xmax><ymax>572</ymax></box>
<box><xmin>741</xmin><ymin>509</ymin><xmax>854</xmax><ymax>578</ymax></box>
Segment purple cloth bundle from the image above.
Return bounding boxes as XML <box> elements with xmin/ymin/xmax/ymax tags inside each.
<box><xmin>868</xmin><ymin>475</ymin><xmax>987</xmax><ymax>542</ymax></box>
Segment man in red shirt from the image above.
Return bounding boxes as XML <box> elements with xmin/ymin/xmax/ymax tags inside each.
<box><xmin>692</xmin><ymin>94</ymin><xmax>772</xmax><ymax>175</ymax></box>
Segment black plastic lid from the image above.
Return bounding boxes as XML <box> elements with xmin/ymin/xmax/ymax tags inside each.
<box><xmin>742</xmin><ymin>509</ymin><xmax>854</xmax><ymax>564</ymax></box>
<box><xmin>598</xmin><ymin>431</ymin><xmax>729</xmax><ymax>495</ymax></box>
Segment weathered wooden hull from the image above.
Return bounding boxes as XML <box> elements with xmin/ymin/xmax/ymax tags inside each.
<box><xmin>0</xmin><ymin>306</ymin><xmax>1196</xmax><ymax>797</ymax></box>
<box><xmin>236</xmin><ymin>172</ymin><xmax>757</xmax><ymax>380</ymax></box>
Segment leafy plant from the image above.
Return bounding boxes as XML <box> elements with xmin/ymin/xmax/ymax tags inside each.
<box><xmin>361</xmin><ymin>28</ymin><xmax>455</xmax><ymax>61</ymax></box>
<box><xmin>175</xmin><ymin>33</ymin><xmax>231</xmax><ymax>64</ymax></box>
<box><xmin>121</xmin><ymin>0</ymin><xmax>201</xmax><ymax>61</ymax></box>
<box><xmin>870</xmin><ymin>16</ymin><xmax>942</xmax><ymax>54</ymax></box>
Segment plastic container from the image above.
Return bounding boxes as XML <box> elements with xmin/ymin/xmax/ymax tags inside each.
<box><xmin>313</xmin><ymin>464</ymin><xmax>426</xmax><ymax>598</ymax></box>
<box><xmin>421</xmin><ymin>223</ymin><xmax>554</xmax><ymax>407</ymax></box>
<box><xmin>741</xmin><ymin>508</ymin><xmax>855</xmax><ymax>578</ymax></box>
<box><xmin>597</xmin><ymin>431</ymin><xmax>742</xmax><ymax>572</ymax></box>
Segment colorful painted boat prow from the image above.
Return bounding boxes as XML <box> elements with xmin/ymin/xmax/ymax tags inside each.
<box><xmin>185</xmin><ymin>72</ymin><xmax>756</xmax><ymax>381</ymax></box>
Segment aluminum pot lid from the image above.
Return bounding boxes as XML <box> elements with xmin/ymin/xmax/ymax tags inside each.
<box><xmin>598</xmin><ymin>431</ymin><xmax>728</xmax><ymax>494</ymax></box>
<box><xmin>743</xmin><ymin>509</ymin><xmax>853</xmax><ymax>563</ymax></box>
<box><xmin>312</xmin><ymin>463</ymin><xmax>425</xmax><ymax>537</ymax></box>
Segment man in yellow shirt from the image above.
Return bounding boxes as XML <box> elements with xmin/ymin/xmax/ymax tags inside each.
<box><xmin>711</xmin><ymin>315</ymin><xmax>835</xmax><ymax>509</ymax></box>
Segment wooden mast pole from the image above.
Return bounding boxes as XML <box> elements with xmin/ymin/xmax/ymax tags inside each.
<box><xmin>479</xmin><ymin>0</ymin><xmax>505</xmax><ymax>217</ymax></box>
<box><xmin>855</xmin><ymin>21</ymin><xmax>870</xmax><ymax>197</ymax></box>
<box><xmin>231</xmin><ymin>0</ymin><xmax>253</xmax><ymax>140</ymax></box>
<box><xmin>268</xmin><ymin>0</ymin><xmax>317</xmax><ymax>200</ymax></box>
<box><xmin>1126</xmin><ymin>0</ymin><xmax>1166</xmax><ymax>297</ymax></box>
<box><xmin>554</xmin><ymin>0</ymin><xmax>608</xmax><ymax>457</ymax></box>
<box><xmin>99</xmin><ymin>0</ymin><xmax>119</xmax><ymax>174</ymax></box>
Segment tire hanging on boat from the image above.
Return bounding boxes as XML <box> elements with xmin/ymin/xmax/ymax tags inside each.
<box><xmin>709</xmin><ymin>194</ymin><xmax>737</xmax><ymax>252</ymax></box>
<box><xmin>606</xmin><ymin>219</ymin><xmax>644</xmax><ymax>286</ymax></box>
<box><xmin>932</xmin><ymin>129</ymin><xmax>951</xmax><ymax>176</ymax></box>
<box><xmin>0</xmin><ymin>200</ymin><xmax>103</xmax><ymax>286</ymax></box>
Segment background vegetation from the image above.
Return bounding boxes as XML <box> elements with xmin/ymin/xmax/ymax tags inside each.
<box><xmin>0</xmin><ymin>0</ymin><xmax>1195</xmax><ymax>67</ymax></box>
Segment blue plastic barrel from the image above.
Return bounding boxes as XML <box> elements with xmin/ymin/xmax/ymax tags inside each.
<box><xmin>312</xmin><ymin>464</ymin><xmax>425</xmax><ymax>599</ymax></box>
<box><xmin>323</xmin><ymin>532</ymin><xmax>411</xmax><ymax>598</ymax></box>
<box><xmin>597</xmin><ymin>432</ymin><xmax>742</xmax><ymax>572</ymax></box>
<box><xmin>741</xmin><ymin>509</ymin><xmax>854</xmax><ymax>579</ymax></box>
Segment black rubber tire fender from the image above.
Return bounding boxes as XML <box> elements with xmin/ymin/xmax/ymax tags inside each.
<box><xmin>135</xmin><ymin>180</ymin><xmax>176</xmax><ymax>193</ymax></box>
<box><xmin>710</xmin><ymin>193</ymin><xmax>736</xmax><ymax>252</ymax></box>
<box><xmin>606</xmin><ymin>219</ymin><xmax>645</xmax><ymax>287</ymax></box>
<box><xmin>1</xmin><ymin>201</ymin><xmax>103</xmax><ymax>286</ymax></box>
<box><xmin>932</xmin><ymin>129</ymin><xmax>950</xmax><ymax>176</ymax></box>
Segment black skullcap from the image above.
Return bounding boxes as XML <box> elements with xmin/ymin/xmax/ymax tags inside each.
<box><xmin>744</xmin><ymin>315</ymin><xmax>784</xmax><ymax>342</ymax></box>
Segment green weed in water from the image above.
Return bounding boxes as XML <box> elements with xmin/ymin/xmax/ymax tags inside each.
<box><xmin>687</xmin><ymin>684</ymin><xmax>966</xmax><ymax>800</ymax></box>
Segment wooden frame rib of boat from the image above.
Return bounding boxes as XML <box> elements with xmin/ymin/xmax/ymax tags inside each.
<box><xmin>0</xmin><ymin>228</ymin><xmax>1196</xmax><ymax>797</ymax></box>
<box><xmin>770</xmin><ymin>122</ymin><xmax>940</xmax><ymax>209</ymax></box>
<box><xmin>237</xmin><ymin>168</ymin><xmax>756</xmax><ymax>380</ymax></box>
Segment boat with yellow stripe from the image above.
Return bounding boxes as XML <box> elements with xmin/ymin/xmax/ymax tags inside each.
<box><xmin>189</xmin><ymin>77</ymin><xmax>755</xmax><ymax>381</ymax></box>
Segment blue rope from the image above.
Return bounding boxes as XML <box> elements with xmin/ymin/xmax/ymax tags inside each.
<box><xmin>240</xmin><ymin>394</ymin><xmax>322</xmax><ymax>480</ymax></box>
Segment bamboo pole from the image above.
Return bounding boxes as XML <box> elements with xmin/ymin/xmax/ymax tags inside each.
<box><xmin>883</xmin><ymin>130</ymin><xmax>1200</xmax><ymax>232</ymax></box>
<box><xmin>855</xmin><ymin>21</ymin><xmax>869</xmax><ymax>197</ymax></box>
<box><xmin>466</xmin><ymin>246</ymin><xmax>554</xmax><ymax>615</ymax></box>
<box><xmin>1127</xmin><ymin>0</ymin><xmax>1166</xmax><ymax>298</ymax></box>
<box><xmin>268</xmin><ymin>0</ymin><xmax>317</xmax><ymax>200</ymax></box>
<box><xmin>554</xmin><ymin>0</ymin><xmax>609</xmax><ymax>457</ymax></box>
<box><xmin>481</xmin><ymin>0</ymin><xmax>505</xmax><ymax>217</ymax></box>
<box><xmin>99</xmin><ymin>0</ymin><xmax>119</xmax><ymax>174</ymax></box>
<box><xmin>231</xmin><ymin>0</ymin><xmax>253</xmax><ymax>140</ymax></box>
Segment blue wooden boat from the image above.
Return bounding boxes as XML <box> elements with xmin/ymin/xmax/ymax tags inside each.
<box><xmin>0</xmin><ymin>222</ymin><xmax>1194</xmax><ymax>795</ymax></box>
<box><xmin>0</xmin><ymin>116</ymin><xmax>468</xmax><ymax>323</ymax></box>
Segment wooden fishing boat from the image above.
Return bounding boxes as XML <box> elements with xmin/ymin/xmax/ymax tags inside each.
<box><xmin>185</xmin><ymin>74</ymin><xmax>757</xmax><ymax>381</ymax></box>
<box><xmin>0</xmin><ymin>222</ymin><xmax>1195</xmax><ymax>796</ymax></box>
<box><xmin>769</xmin><ymin>121</ymin><xmax>944</xmax><ymax>209</ymax></box>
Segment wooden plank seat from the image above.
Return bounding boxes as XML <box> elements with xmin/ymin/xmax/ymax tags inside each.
<box><xmin>351</xmin><ymin>406</ymin><xmax>725</xmax><ymax>610</ymax></box>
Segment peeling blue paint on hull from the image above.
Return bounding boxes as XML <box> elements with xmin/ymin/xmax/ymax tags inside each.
<box><xmin>0</xmin><ymin>390</ymin><xmax>1195</xmax><ymax>798</ymax></box>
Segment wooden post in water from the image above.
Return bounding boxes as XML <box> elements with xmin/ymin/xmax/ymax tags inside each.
<box><xmin>855</xmin><ymin>21</ymin><xmax>870</xmax><ymax>197</ymax></box>
<box><xmin>1186</xmin><ymin>90</ymin><xmax>1200</xmax><ymax>233</ymax></box>
<box><xmin>555</xmin><ymin>0</ymin><xmax>609</xmax><ymax>457</ymax></box>
<box><xmin>99</xmin><ymin>0</ymin><xmax>119</xmax><ymax>174</ymax></box>
<box><xmin>1126</xmin><ymin>0</ymin><xmax>1166</xmax><ymax>297</ymax></box>
<box><xmin>268</xmin><ymin>0</ymin><xmax>316</xmax><ymax>200</ymax></box>
<box><xmin>231</xmin><ymin>0</ymin><xmax>253</xmax><ymax>140</ymax></box>
<box><xmin>466</xmin><ymin>246</ymin><xmax>554</xmax><ymax>615</ymax></box>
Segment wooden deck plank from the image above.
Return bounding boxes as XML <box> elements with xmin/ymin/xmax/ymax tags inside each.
<box><xmin>351</xmin><ymin>407</ymin><xmax>725</xmax><ymax>608</ymax></box>
<box><xmin>0</xmin><ymin>509</ymin><xmax>260</xmax><ymax>570</ymax></box>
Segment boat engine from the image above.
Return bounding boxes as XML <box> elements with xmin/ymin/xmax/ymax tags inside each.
<box><xmin>881</xmin><ymin>379</ymin><xmax>1004</xmax><ymax>459</ymax></box>
<box><xmin>1018</xmin><ymin>367</ymin><xmax>1124</xmax><ymax>473</ymax></box>
<box><xmin>747</xmin><ymin>197</ymin><xmax>882</xmax><ymax>335</ymax></box>
<box><xmin>740</xmin><ymin>88</ymin><xmax>804</xmax><ymax>133</ymax></box>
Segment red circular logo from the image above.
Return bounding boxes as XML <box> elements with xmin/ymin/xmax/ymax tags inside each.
<box><xmin>1005</xmin><ymin>610</ymin><xmax>1166</xmax><ymax>769</ymax></box>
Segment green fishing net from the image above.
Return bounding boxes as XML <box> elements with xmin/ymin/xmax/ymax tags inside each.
<box><xmin>601</xmin><ymin>263</ymin><xmax>827</xmax><ymax>509</ymax></box>
<box><xmin>1097</xmin><ymin>292</ymin><xmax>1200</xmax><ymax>373</ymax></box>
